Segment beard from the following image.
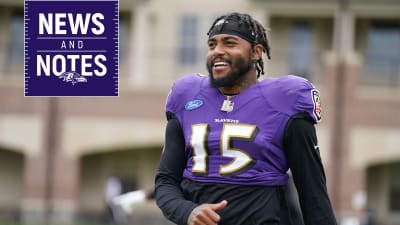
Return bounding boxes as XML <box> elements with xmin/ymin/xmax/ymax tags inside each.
<box><xmin>207</xmin><ymin>56</ymin><xmax>253</xmax><ymax>88</ymax></box>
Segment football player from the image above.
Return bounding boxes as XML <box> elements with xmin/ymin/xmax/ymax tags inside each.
<box><xmin>155</xmin><ymin>12</ymin><xmax>336</xmax><ymax>225</ymax></box>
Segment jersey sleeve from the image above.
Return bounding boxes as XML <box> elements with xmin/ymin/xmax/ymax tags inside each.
<box><xmin>293</xmin><ymin>77</ymin><xmax>322</xmax><ymax>123</ymax></box>
<box><xmin>165</xmin><ymin>74</ymin><xmax>205</xmax><ymax>120</ymax></box>
<box><xmin>165</xmin><ymin>79</ymin><xmax>185</xmax><ymax>116</ymax></box>
<box><xmin>264</xmin><ymin>75</ymin><xmax>322</xmax><ymax>123</ymax></box>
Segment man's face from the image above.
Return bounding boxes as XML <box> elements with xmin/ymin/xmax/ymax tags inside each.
<box><xmin>206</xmin><ymin>34</ymin><xmax>253</xmax><ymax>88</ymax></box>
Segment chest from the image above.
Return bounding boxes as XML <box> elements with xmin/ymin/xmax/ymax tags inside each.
<box><xmin>180</xmin><ymin>94</ymin><xmax>287</xmax><ymax>157</ymax></box>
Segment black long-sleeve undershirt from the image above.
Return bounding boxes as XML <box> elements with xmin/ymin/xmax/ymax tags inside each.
<box><xmin>283</xmin><ymin>115</ymin><xmax>337</xmax><ymax>225</ymax></box>
<box><xmin>155</xmin><ymin>113</ymin><xmax>337</xmax><ymax>225</ymax></box>
<box><xmin>155</xmin><ymin>113</ymin><xmax>197</xmax><ymax>225</ymax></box>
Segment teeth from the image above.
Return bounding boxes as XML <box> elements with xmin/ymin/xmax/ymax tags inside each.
<box><xmin>214</xmin><ymin>62</ymin><xmax>228</xmax><ymax>67</ymax></box>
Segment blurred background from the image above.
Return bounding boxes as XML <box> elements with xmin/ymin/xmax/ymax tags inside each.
<box><xmin>0</xmin><ymin>0</ymin><xmax>399</xmax><ymax>224</ymax></box>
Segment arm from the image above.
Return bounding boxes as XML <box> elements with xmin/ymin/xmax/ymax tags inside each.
<box><xmin>155</xmin><ymin>113</ymin><xmax>198</xmax><ymax>225</ymax></box>
<box><xmin>155</xmin><ymin>113</ymin><xmax>227</xmax><ymax>225</ymax></box>
<box><xmin>283</xmin><ymin>115</ymin><xmax>337</xmax><ymax>225</ymax></box>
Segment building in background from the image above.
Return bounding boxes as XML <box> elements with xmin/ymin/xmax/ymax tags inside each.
<box><xmin>0</xmin><ymin>0</ymin><xmax>399</xmax><ymax>224</ymax></box>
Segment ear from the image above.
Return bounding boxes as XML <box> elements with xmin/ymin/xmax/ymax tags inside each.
<box><xmin>252</xmin><ymin>44</ymin><xmax>263</xmax><ymax>61</ymax></box>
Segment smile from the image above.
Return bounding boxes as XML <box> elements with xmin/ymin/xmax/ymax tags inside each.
<box><xmin>213</xmin><ymin>62</ymin><xmax>229</xmax><ymax>68</ymax></box>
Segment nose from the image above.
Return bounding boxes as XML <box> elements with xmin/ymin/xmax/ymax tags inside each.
<box><xmin>214</xmin><ymin>43</ymin><xmax>226</xmax><ymax>55</ymax></box>
<box><xmin>209</xmin><ymin>43</ymin><xmax>225</xmax><ymax>58</ymax></box>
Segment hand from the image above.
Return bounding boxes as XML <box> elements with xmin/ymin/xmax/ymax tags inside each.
<box><xmin>187</xmin><ymin>200</ymin><xmax>228</xmax><ymax>225</ymax></box>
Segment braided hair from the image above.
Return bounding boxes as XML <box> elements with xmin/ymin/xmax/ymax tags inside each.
<box><xmin>207</xmin><ymin>12</ymin><xmax>271</xmax><ymax>78</ymax></box>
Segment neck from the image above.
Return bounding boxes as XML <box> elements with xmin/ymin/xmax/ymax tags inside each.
<box><xmin>219</xmin><ymin>73</ymin><xmax>258</xmax><ymax>95</ymax></box>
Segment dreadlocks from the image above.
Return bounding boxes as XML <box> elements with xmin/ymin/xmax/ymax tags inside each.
<box><xmin>207</xmin><ymin>12</ymin><xmax>271</xmax><ymax>78</ymax></box>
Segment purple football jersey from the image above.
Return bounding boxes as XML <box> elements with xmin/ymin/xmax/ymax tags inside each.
<box><xmin>166</xmin><ymin>74</ymin><xmax>321</xmax><ymax>186</ymax></box>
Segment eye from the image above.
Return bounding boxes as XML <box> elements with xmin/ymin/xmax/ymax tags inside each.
<box><xmin>225</xmin><ymin>41</ymin><xmax>236</xmax><ymax>47</ymax></box>
<box><xmin>208</xmin><ymin>42</ymin><xmax>216</xmax><ymax>49</ymax></box>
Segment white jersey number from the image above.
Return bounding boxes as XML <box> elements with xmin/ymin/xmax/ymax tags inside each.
<box><xmin>190</xmin><ymin>123</ymin><xmax>257</xmax><ymax>176</ymax></box>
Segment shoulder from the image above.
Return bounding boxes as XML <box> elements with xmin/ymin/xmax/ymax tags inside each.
<box><xmin>172</xmin><ymin>73</ymin><xmax>208</xmax><ymax>90</ymax></box>
<box><xmin>165</xmin><ymin>73</ymin><xmax>209</xmax><ymax>114</ymax></box>
<box><xmin>169</xmin><ymin>73</ymin><xmax>208</xmax><ymax>99</ymax></box>
<box><xmin>259</xmin><ymin>75</ymin><xmax>321</xmax><ymax>123</ymax></box>
<box><xmin>259</xmin><ymin>75</ymin><xmax>313</xmax><ymax>91</ymax></box>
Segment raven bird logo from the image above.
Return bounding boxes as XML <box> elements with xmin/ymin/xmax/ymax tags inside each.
<box><xmin>59</xmin><ymin>71</ymin><xmax>87</xmax><ymax>85</ymax></box>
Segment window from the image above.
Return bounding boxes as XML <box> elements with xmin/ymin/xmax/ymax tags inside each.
<box><xmin>9</xmin><ymin>10</ymin><xmax>24</xmax><ymax>66</ymax></box>
<box><xmin>119</xmin><ymin>13</ymin><xmax>131</xmax><ymax>64</ymax></box>
<box><xmin>289</xmin><ymin>23</ymin><xmax>315</xmax><ymax>81</ymax></box>
<box><xmin>178</xmin><ymin>16</ymin><xmax>199</xmax><ymax>65</ymax></box>
<box><xmin>389</xmin><ymin>163</ymin><xmax>400</xmax><ymax>212</ymax></box>
<box><xmin>364</xmin><ymin>24</ymin><xmax>400</xmax><ymax>87</ymax></box>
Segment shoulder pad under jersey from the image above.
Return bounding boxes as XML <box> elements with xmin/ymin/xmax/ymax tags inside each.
<box><xmin>165</xmin><ymin>74</ymin><xmax>208</xmax><ymax>116</ymax></box>
<box><xmin>260</xmin><ymin>75</ymin><xmax>322</xmax><ymax>123</ymax></box>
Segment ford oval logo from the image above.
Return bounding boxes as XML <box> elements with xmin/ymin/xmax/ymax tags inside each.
<box><xmin>185</xmin><ymin>99</ymin><xmax>204</xmax><ymax>111</ymax></box>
